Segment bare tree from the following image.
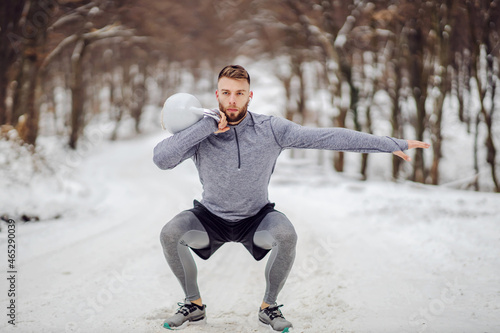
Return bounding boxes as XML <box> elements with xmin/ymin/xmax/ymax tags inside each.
<box><xmin>1</xmin><ymin>0</ymin><xmax>499</xmax><ymax>191</ymax></box>
<box><xmin>428</xmin><ymin>0</ymin><xmax>456</xmax><ymax>186</ymax></box>
<box><xmin>370</xmin><ymin>7</ymin><xmax>407</xmax><ymax>180</ymax></box>
<box><xmin>8</xmin><ymin>0</ymin><xmax>60</xmax><ymax>145</ymax></box>
<box><xmin>466</xmin><ymin>0</ymin><xmax>500</xmax><ymax>192</ymax></box>
<box><xmin>0</xmin><ymin>0</ymin><xmax>27</xmax><ymax>125</ymax></box>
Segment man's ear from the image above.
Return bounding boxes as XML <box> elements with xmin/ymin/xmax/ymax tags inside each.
<box><xmin>249</xmin><ymin>91</ymin><xmax>253</xmax><ymax>100</ymax></box>
<box><xmin>215</xmin><ymin>90</ymin><xmax>219</xmax><ymax>100</ymax></box>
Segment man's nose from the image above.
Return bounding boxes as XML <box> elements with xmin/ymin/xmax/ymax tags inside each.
<box><xmin>229</xmin><ymin>94</ymin><xmax>237</xmax><ymax>104</ymax></box>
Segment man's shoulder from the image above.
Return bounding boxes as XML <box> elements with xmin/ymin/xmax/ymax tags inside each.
<box><xmin>248</xmin><ymin>111</ymin><xmax>272</xmax><ymax>124</ymax></box>
<box><xmin>248</xmin><ymin>112</ymin><xmax>288</xmax><ymax>127</ymax></box>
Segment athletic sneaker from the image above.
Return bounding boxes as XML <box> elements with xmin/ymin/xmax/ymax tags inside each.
<box><xmin>258</xmin><ymin>304</ymin><xmax>293</xmax><ymax>332</ymax></box>
<box><xmin>163</xmin><ymin>300</ymin><xmax>206</xmax><ymax>330</ymax></box>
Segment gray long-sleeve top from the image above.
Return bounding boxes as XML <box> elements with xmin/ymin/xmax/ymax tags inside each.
<box><xmin>153</xmin><ymin>112</ymin><xmax>408</xmax><ymax>221</ymax></box>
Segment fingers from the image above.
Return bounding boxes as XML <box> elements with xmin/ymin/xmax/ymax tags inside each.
<box><xmin>407</xmin><ymin>140</ymin><xmax>431</xmax><ymax>149</ymax></box>
<box><xmin>393</xmin><ymin>150</ymin><xmax>411</xmax><ymax>162</ymax></box>
<box><xmin>214</xmin><ymin>110</ymin><xmax>229</xmax><ymax>133</ymax></box>
<box><xmin>394</xmin><ymin>140</ymin><xmax>430</xmax><ymax>162</ymax></box>
<box><xmin>215</xmin><ymin>127</ymin><xmax>230</xmax><ymax>134</ymax></box>
<box><xmin>218</xmin><ymin>110</ymin><xmax>227</xmax><ymax>129</ymax></box>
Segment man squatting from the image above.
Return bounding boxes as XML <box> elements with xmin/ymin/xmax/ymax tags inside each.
<box><xmin>153</xmin><ymin>65</ymin><xmax>430</xmax><ymax>331</ymax></box>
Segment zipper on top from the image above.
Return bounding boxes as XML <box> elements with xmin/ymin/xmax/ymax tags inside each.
<box><xmin>234</xmin><ymin>128</ymin><xmax>241</xmax><ymax>169</ymax></box>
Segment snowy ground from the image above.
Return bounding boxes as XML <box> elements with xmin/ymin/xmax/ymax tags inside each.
<box><xmin>1</xmin><ymin>127</ymin><xmax>499</xmax><ymax>333</ymax></box>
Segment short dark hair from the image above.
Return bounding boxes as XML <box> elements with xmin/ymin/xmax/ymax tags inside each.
<box><xmin>218</xmin><ymin>65</ymin><xmax>250</xmax><ymax>85</ymax></box>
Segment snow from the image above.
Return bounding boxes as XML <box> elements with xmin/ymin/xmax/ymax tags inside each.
<box><xmin>1</xmin><ymin>127</ymin><xmax>499</xmax><ymax>333</ymax></box>
<box><xmin>1</xmin><ymin>61</ymin><xmax>500</xmax><ymax>332</ymax></box>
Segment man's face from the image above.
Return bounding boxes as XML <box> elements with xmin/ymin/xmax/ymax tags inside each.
<box><xmin>216</xmin><ymin>77</ymin><xmax>253</xmax><ymax>125</ymax></box>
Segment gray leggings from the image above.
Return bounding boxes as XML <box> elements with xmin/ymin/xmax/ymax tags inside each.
<box><xmin>160</xmin><ymin>210</ymin><xmax>297</xmax><ymax>304</ymax></box>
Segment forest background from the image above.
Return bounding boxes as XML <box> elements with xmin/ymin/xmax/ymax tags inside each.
<box><xmin>1</xmin><ymin>0</ymin><xmax>499</xmax><ymax>192</ymax></box>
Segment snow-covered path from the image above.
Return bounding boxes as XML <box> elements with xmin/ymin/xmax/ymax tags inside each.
<box><xmin>1</xmin><ymin>131</ymin><xmax>500</xmax><ymax>333</ymax></box>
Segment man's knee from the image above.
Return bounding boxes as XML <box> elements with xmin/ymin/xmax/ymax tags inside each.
<box><xmin>160</xmin><ymin>211</ymin><xmax>192</xmax><ymax>245</ymax></box>
<box><xmin>278</xmin><ymin>226</ymin><xmax>297</xmax><ymax>248</ymax></box>
<box><xmin>160</xmin><ymin>221</ymin><xmax>178</xmax><ymax>247</ymax></box>
<box><xmin>160</xmin><ymin>211</ymin><xmax>208</xmax><ymax>249</ymax></box>
<box><xmin>262</xmin><ymin>212</ymin><xmax>298</xmax><ymax>247</ymax></box>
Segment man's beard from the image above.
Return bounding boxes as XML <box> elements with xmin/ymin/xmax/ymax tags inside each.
<box><xmin>219</xmin><ymin>100</ymin><xmax>250</xmax><ymax>124</ymax></box>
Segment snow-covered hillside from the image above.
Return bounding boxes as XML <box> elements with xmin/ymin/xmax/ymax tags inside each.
<box><xmin>1</xmin><ymin>127</ymin><xmax>499</xmax><ymax>333</ymax></box>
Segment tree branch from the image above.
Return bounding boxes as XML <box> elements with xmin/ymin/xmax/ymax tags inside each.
<box><xmin>41</xmin><ymin>24</ymin><xmax>142</xmax><ymax>72</ymax></box>
<box><xmin>82</xmin><ymin>24</ymin><xmax>134</xmax><ymax>42</ymax></box>
<box><xmin>40</xmin><ymin>34</ymin><xmax>79</xmax><ymax>71</ymax></box>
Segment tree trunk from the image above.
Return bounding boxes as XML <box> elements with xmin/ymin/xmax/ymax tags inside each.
<box><xmin>131</xmin><ymin>62</ymin><xmax>147</xmax><ymax>134</ymax></box>
<box><xmin>0</xmin><ymin>61</ymin><xmax>10</xmax><ymax>125</ymax></box>
<box><xmin>429</xmin><ymin>0</ymin><xmax>454</xmax><ymax>186</ymax></box>
<box><xmin>390</xmin><ymin>64</ymin><xmax>403</xmax><ymax>180</ymax></box>
<box><xmin>8</xmin><ymin>0</ymin><xmax>53</xmax><ymax>145</ymax></box>
<box><xmin>333</xmin><ymin>115</ymin><xmax>346</xmax><ymax>172</ymax></box>
<box><xmin>386</xmin><ymin>22</ymin><xmax>405</xmax><ymax>181</ymax></box>
<box><xmin>479</xmin><ymin>68</ymin><xmax>499</xmax><ymax>192</ymax></box>
<box><xmin>11</xmin><ymin>46</ymin><xmax>42</xmax><ymax>145</ymax></box>
<box><xmin>484</xmin><ymin>100</ymin><xmax>499</xmax><ymax>192</ymax></box>
<box><xmin>292</xmin><ymin>58</ymin><xmax>306</xmax><ymax>124</ymax></box>
<box><xmin>356</xmin><ymin>53</ymin><xmax>375</xmax><ymax>181</ymax></box>
<box><xmin>69</xmin><ymin>38</ymin><xmax>88</xmax><ymax>149</ymax></box>
<box><xmin>466</xmin><ymin>0</ymin><xmax>499</xmax><ymax>192</ymax></box>
<box><xmin>23</xmin><ymin>52</ymin><xmax>40</xmax><ymax>145</ymax></box>
<box><xmin>473</xmin><ymin>112</ymin><xmax>481</xmax><ymax>191</ymax></box>
<box><xmin>429</xmin><ymin>94</ymin><xmax>444</xmax><ymax>186</ymax></box>
<box><xmin>407</xmin><ymin>19</ymin><xmax>428</xmax><ymax>183</ymax></box>
<box><xmin>0</xmin><ymin>0</ymin><xmax>27</xmax><ymax>125</ymax></box>
<box><xmin>333</xmin><ymin>59</ymin><xmax>357</xmax><ymax>173</ymax></box>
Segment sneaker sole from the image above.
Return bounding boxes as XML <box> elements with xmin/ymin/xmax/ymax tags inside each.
<box><xmin>258</xmin><ymin>320</ymin><xmax>293</xmax><ymax>332</ymax></box>
<box><xmin>163</xmin><ymin>316</ymin><xmax>207</xmax><ymax>330</ymax></box>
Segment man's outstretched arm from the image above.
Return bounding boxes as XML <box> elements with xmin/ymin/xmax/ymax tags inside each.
<box><xmin>270</xmin><ymin>116</ymin><xmax>430</xmax><ymax>157</ymax></box>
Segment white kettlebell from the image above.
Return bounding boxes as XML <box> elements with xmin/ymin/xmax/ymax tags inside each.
<box><xmin>161</xmin><ymin>93</ymin><xmax>220</xmax><ymax>134</ymax></box>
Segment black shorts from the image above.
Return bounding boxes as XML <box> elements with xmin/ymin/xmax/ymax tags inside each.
<box><xmin>188</xmin><ymin>200</ymin><xmax>277</xmax><ymax>261</ymax></box>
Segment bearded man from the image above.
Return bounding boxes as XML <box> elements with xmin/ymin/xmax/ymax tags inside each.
<box><xmin>153</xmin><ymin>65</ymin><xmax>430</xmax><ymax>332</ymax></box>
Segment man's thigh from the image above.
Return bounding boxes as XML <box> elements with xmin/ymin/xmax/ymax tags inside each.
<box><xmin>161</xmin><ymin>211</ymin><xmax>209</xmax><ymax>248</ymax></box>
<box><xmin>254</xmin><ymin>211</ymin><xmax>297</xmax><ymax>249</ymax></box>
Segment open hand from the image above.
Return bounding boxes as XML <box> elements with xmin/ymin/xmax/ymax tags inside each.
<box><xmin>393</xmin><ymin>140</ymin><xmax>431</xmax><ymax>161</ymax></box>
<box><xmin>214</xmin><ymin>110</ymin><xmax>230</xmax><ymax>133</ymax></box>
